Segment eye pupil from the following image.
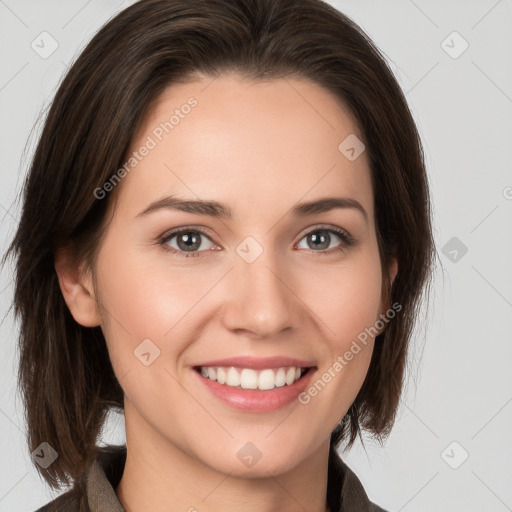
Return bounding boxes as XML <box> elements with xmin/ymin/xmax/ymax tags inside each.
<box><xmin>308</xmin><ymin>229</ymin><xmax>330</xmax><ymax>250</ymax></box>
<box><xmin>178</xmin><ymin>231</ymin><xmax>201</xmax><ymax>251</ymax></box>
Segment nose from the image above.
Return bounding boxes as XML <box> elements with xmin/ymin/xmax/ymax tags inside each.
<box><xmin>221</xmin><ymin>247</ymin><xmax>299</xmax><ymax>338</ymax></box>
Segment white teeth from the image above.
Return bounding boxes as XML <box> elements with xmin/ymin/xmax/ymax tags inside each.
<box><xmin>240</xmin><ymin>369</ymin><xmax>258</xmax><ymax>389</ymax></box>
<box><xmin>217</xmin><ymin>367</ymin><xmax>227</xmax><ymax>384</ymax></box>
<box><xmin>258</xmin><ymin>369</ymin><xmax>276</xmax><ymax>390</ymax></box>
<box><xmin>275</xmin><ymin>368</ymin><xmax>286</xmax><ymax>387</ymax></box>
<box><xmin>226</xmin><ymin>367</ymin><xmax>240</xmax><ymax>387</ymax></box>
<box><xmin>198</xmin><ymin>365</ymin><xmax>307</xmax><ymax>390</ymax></box>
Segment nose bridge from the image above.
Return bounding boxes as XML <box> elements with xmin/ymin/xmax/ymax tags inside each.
<box><xmin>223</xmin><ymin>239</ymin><xmax>296</xmax><ymax>337</ymax></box>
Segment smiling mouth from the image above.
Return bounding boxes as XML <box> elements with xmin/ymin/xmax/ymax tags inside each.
<box><xmin>193</xmin><ymin>365</ymin><xmax>314</xmax><ymax>391</ymax></box>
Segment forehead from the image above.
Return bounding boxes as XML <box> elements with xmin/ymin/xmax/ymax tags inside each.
<box><xmin>113</xmin><ymin>73</ymin><xmax>373</xmax><ymax>220</ymax></box>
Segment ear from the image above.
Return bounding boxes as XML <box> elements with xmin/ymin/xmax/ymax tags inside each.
<box><xmin>380</xmin><ymin>256</ymin><xmax>399</xmax><ymax>314</ymax></box>
<box><xmin>54</xmin><ymin>246</ymin><xmax>101</xmax><ymax>327</ymax></box>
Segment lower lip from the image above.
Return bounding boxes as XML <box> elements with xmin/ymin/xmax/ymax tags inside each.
<box><xmin>193</xmin><ymin>368</ymin><xmax>316</xmax><ymax>412</ymax></box>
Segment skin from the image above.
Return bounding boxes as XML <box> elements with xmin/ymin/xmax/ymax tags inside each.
<box><xmin>55</xmin><ymin>73</ymin><xmax>397</xmax><ymax>512</ymax></box>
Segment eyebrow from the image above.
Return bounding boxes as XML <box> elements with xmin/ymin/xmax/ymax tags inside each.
<box><xmin>136</xmin><ymin>195</ymin><xmax>368</xmax><ymax>222</ymax></box>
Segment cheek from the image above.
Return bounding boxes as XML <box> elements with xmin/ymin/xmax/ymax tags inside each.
<box><xmin>94</xmin><ymin>240</ymin><xmax>226</xmax><ymax>370</ymax></box>
<box><xmin>298</xmin><ymin>250</ymin><xmax>383</xmax><ymax>343</ymax></box>
<box><xmin>293</xmin><ymin>248</ymin><xmax>383</xmax><ymax>402</ymax></box>
<box><xmin>97</xmin><ymin>234</ymin><xmax>181</xmax><ymax>324</ymax></box>
<box><xmin>291</xmin><ymin>257</ymin><xmax>383</xmax><ymax>433</ymax></box>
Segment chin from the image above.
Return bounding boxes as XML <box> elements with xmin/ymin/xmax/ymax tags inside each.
<box><xmin>195</xmin><ymin>438</ymin><xmax>314</xmax><ymax>478</ymax></box>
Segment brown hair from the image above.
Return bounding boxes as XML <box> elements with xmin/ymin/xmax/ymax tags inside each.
<box><xmin>3</xmin><ymin>0</ymin><xmax>435</xmax><ymax>491</ymax></box>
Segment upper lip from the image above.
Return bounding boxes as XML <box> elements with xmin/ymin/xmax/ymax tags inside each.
<box><xmin>194</xmin><ymin>356</ymin><xmax>317</xmax><ymax>370</ymax></box>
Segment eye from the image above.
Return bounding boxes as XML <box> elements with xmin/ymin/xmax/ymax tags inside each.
<box><xmin>159</xmin><ymin>225</ymin><xmax>355</xmax><ymax>258</ymax></box>
<box><xmin>160</xmin><ymin>228</ymin><xmax>218</xmax><ymax>258</ymax></box>
<box><xmin>295</xmin><ymin>226</ymin><xmax>354</xmax><ymax>255</ymax></box>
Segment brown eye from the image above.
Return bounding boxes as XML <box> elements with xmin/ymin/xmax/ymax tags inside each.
<box><xmin>305</xmin><ymin>229</ymin><xmax>332</xmax><ymax>250</ymax></box>
<box><xmin>296</xmin><ymin>226</ymin><xmax>354</xmax><ymax>254</ymax></box>
<box><xmin>175</xmin><ymin>230</ymin><xmax>202</xmax><ymax>251</ymax></box>
<box><xmin>161</xmin><ymin>228</ymin><xmax>217</xmax><ymax>256</ymax></box>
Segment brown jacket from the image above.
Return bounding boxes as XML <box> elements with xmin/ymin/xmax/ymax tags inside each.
<box><xmin>34</xmin><ymin>445</ymin><xmax>388</xmax><ymax>512</ymax></box>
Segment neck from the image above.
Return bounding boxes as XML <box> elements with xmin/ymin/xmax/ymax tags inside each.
<box><xmin>115</xmin><ymin>403</ymin><xmax>331</xmax><ymax>512</ymax></box>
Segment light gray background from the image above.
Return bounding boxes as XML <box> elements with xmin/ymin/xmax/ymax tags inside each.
<box><xmin>1</xmin><ymin>1</ymin><xmax>511</xmax><ymax>511</ymax></box>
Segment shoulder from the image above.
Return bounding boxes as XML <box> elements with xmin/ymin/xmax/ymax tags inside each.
<box><xmin>370</xmin><ymin>505</ymin><xmax>389</xmax><ymax>512</ymax></box>
<box><xmin>329</xmin><ymin>447</ymin><xmax>391</xmax><ymax>512</ymax></box>
<box><xmin>32</xmin><ymin>487</ymin><xmax>84</xmax><ymax>512</ymax></box>
<box><xmin>32</xmin><ymin>444</ymin><xmax>126</xmax><ymax>512</ymax></box>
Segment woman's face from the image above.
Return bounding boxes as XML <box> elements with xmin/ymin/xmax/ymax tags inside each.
<box><xmin>85</xmin><ymin>73</ymin><xmax>395</xmax><ymax>475</ymax></box>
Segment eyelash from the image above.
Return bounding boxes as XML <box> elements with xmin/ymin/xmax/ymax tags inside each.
<box><xmin>158</xmin><ymin>224</ymin><xmax>356</xmax><ymax>259</ymax></box>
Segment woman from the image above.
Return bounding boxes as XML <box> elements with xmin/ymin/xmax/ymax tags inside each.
<box><xmin>3</xmin><ymin>0</ymin><xmax>435</xmax><ymax>510</ymax></box>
